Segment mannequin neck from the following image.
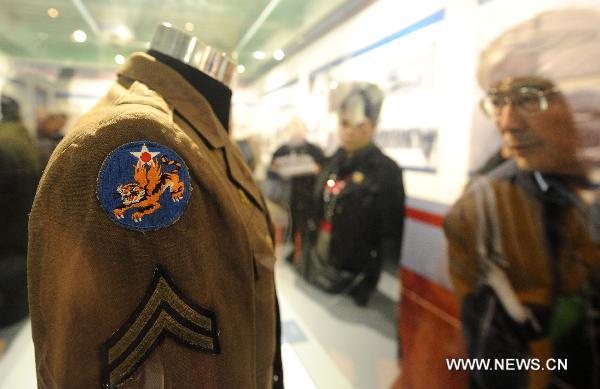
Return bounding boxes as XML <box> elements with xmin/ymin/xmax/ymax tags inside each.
<box><xmin>148</xmin><ymin>49</ymin><xmax>232</xmax><ymax>131</ymax></box>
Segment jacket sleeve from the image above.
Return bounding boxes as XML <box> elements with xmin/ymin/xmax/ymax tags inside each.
<box><xmin>269</xmin><ymin>145</ymin><xmax>289</xmax><ymax>180</ymax></box>
<box><xmin>27</xmin><ymin>114</ymin><xmax>237</xmax><ymax>388</ymax></box>
<box><xmin>376</xmin><ymin>163</ymin><xmax>405</xmax><ymax>263</ymax></box>
<box><xmin>444</xmin><ymin>192</ymin><xmax>480</xmax><ymax>304</ymax></box>
<box><xmin>308</xmin><ymin>143</ymin><xmax>326</xmax><ymax>167</ymax></box>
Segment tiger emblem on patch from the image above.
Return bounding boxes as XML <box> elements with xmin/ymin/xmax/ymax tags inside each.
<box><xmin>97</xmin><ymin>141</ymin><xmax>191</xmax><ymax>231</ymax></box>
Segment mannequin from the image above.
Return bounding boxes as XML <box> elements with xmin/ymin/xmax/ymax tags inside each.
<box><xmin>28</xmin><ymin>24</ymin><xmax>282</xmax><ymax>389</ymax></box>
<box><xmin>147</xmin><ymin>25</ymin><xmax>234</xmax><ymax>130</ymax></box>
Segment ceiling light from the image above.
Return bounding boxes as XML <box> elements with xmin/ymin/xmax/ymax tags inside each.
<box><xmin>329</xmin><ymin>80</ymin><xmax>338</xmax><ymax>90</ymax></box>
<box><xmin>115</xmin><ymin>55</ymin><xmax>126</xmax><ymax>65</ymax></box>
<box><xmin>47</xmin><ymin>8</ymin><xmax>59</xmax><ymax>18</ymax></box>
<box><xmin>162</xmin><ymin>22</ymin><xmax>172</xmax><ymax>28</ymax></box>
<box><xmin>185</xmin><ymin>22</ymin><xmax>194</xmax><ymax>32</ymax></box>
<box><xmin>253</xmin><ymin>51</ymin><xmax>266</xmax><ymax>60</ymax></box>
<box><xmin>113</xmin><ymin>25</ymin><xmax>133</xmax><ymax>41</ymax></box>
<box><xmin>273</xmin><ymin>49</ymin><xmax>285</xmax><ymax>61</ymax></box>
<box><xmin>237</xmin><ymin>65</ymin><xmax>246</xmax><ymax>74</ymax></box>
<box><xmin>71</xmin><ymin>30</ymin><xmax>87</xmax><ymax>43</ymax></box>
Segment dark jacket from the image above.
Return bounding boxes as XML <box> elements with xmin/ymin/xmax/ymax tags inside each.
<box><xmin>303</xmin><ymin>143</ymin><xmax>405</xmax><ymax>298</ymax></box>
<box><xmin>0</xmin><ymin>120</ymin><xmax>39</xmax><ymax>327</ymax></box>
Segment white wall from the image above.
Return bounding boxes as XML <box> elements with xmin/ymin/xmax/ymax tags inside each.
<box><xmin>54</xmin><ymin>77</ymin><xmax>114</xmax><ymax>131</ymax></box>
<box><xmin>249</xmin><ymin>0</ymin><xmax>472</xmax><ymax>206</ymax></box>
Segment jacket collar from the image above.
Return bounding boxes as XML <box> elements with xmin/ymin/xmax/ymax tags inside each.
<box><xmin>523</xmin><ymin>170</ymin><xmax>581</xmax><ymax>207</ymax></box>
<box><xmin>119</xmin><ymin>52</ymin><xmax>227</xmax><ymax>149</ymax></box>
<box><xmin>333</xmin><ymin>143</ymin><xmax>379</xmax><ymax>174</ymax></box>
<box><xmin>118</xmin><ymin>53</ymin><xmax>266</xmax><ymax>212</ymax></box>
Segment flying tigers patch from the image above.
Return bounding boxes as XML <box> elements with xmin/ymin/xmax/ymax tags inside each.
<box><xmin>97</xmin><ymin>141</ymin><xmax>191</xmax><ymax>231</ymax></box>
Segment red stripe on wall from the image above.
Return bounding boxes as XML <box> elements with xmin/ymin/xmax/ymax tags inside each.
<box><xmin>405</xmin><ymin>207</ymin><xmax>445</xmax><ymax>228</ymax></box>
<box><xmin>396</xmin><ymin>267</ymin><xmax>468</xmax><ymax>389</ymax></box>
<box><xmin>400</xmin><ymin>268</ymin><xmax>459</xmax><ymax>321</ymax></box>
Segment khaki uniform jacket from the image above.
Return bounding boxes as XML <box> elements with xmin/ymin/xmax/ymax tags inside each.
<box><xmin>444</xmin><ymin>161</ymin><xmax>599</xmax><ymax>388</ymax></box>
<box><xmin>28</xmin><ymin>53</ymin><xmax>280</xmax><ymax>388</ymax></box>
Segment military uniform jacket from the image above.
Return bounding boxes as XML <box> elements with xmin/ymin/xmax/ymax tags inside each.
<box><xmin>28</xmin><ymin>53</ymin><xmax>280</xmax><ymax>388</ymax></box>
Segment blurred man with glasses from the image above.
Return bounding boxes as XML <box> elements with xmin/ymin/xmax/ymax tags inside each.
<box><xmin>445</xmin><ymin>8</ymin><xmax>600</xmax><ymax>389</ymax></box>
<box><xmin>480</xmin><ymin>79</ymin><xmax>581</xmax><ymax>176</ymax></box>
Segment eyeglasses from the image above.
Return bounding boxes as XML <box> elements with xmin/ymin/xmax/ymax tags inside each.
<box><xmin>339</xmin><ymin>119</ymin><xmax>368</xmax><ymax>130</ymax></box>
<box><xmin>480</xmin><ymin>86</ymin><xmax>560</xmax><ymax>117</ymax></box>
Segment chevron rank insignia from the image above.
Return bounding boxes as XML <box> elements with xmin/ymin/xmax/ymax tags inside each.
<box><xmin>101</xmin><ymin>266</ymin><xmax>219</xmax><ymax>387</ymax></box>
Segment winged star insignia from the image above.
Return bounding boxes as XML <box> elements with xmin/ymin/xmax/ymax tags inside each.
<box><xmin>97</xmin><ymin>141</ymin><xmax>192</xmax><ymax>231</ymax></box>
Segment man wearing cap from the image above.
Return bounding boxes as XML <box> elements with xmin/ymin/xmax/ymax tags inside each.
<box><xmin>444</xmin><ymin>8</ymin><xmax>600</xmax><ymax>388</ymax></box>
<box><xmin>300</xmin><ymin>83</ymin><xmax>405</xmax><ymax>306</ymax></box>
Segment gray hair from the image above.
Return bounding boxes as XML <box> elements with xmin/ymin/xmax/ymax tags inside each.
<box><xmin>337</xmin><ymin>83</ymin><xmax>384</xmax><ymax>127</ymax></box>
<box><xmin>478</xmin><ymin>7</ymin><xmax>600</xmax><ymax>90</ymax></box>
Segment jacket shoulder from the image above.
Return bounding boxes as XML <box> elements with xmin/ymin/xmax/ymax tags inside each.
<box><xmin>36</xmin><ymin>99</ymin><xmax>190</xmax><ymax>227</ymax></box>
<box><xmin>70</xmin><ymin>99</ymin><xmax>172</xmax><ymax>139</ymax></box>
<box><xmin>48</xmin><ymin>100</ymin><xmax>179</xmax><ymax>167</ymax></box>
<box><xmin>485</xmin><ymin>160</ymin><xmax>519</xmax><ymax>181</ymax></box>
<box><xmin>445</xmin><ymin>162</ymin><xmax>521</xmax><ymax>237</ymax></box>
<box><xmin>373</xmin><ymin>148</ymin><xmax>402</xmax><ymax>174</ymax></box>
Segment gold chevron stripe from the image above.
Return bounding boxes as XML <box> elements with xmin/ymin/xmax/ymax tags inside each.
<box><xmin>103</xmin><ymin>267</ymin><xmax>218</xmax><ymax>387</ymax></box>
<box><xmin>108</xmin><ymin>277</ymin><xmax>212</xmax><ymax>363</ymax></box>
<box><xmin>109</xmin><ymin>310</ymin><xmax>215</xmax><ymax>385</ymax></box>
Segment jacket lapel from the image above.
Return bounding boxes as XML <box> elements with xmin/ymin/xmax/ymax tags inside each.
<box><xmin>224</xmin><ymin>143</ymin><xmax>267</xmax><ymax>212</ymax></box>
<box><xmin>119</xmin><ymin>53</ymin><xmax>227</xmax><ymax>150</ymax></box>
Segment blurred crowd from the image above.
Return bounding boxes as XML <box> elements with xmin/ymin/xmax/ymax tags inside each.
<box><xmin>0</xmin><ymin>95</ymin><xmax>67</xmax><ymax>329</ymax></box>
<box><xmin>261</xmin><ymin>6</ymin><xmax>600</xmax><ymax>388</ymax></box>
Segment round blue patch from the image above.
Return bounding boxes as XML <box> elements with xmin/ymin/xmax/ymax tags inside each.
<box><xmin>97</xmin><ymin>141</ymin><xmax>191</xmax><ymax>231</ymax></box>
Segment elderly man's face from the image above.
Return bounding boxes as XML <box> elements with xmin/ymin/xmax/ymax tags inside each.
<box><xmin>338</xmin><ymin>118</ymin><xmax>374</xmax><ymax>154</ymax></box>
<box><xmin>490</xmin><ymin>77</ymin><xmax>580</xmax><ymax>175</ymax></box>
